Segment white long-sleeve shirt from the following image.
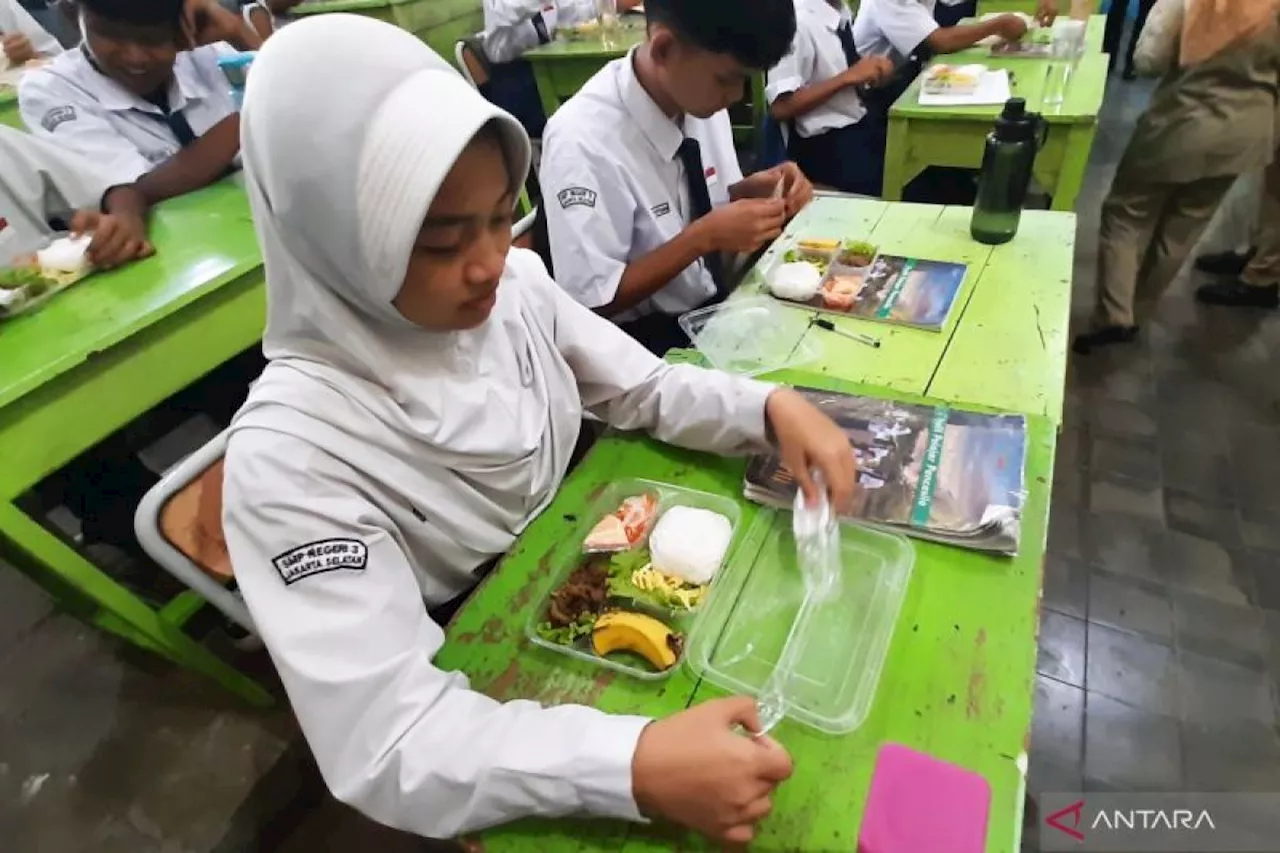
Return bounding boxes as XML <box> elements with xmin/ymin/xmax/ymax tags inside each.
<box><xmin>222</xmin><ymin>249</ymin><xmax>774</xmax><ymax>839</ymax></box>
<box><xmin>0</xmin><ymin>0</ymin><xmax>62</xmax><ymax>64</ymax></box>
<box><xmin>0</xmin><ymin>123</ymin><xmax>104</xmax><ymax>261</ymax></box>
<box><xmin>482</xmin><ymin>0</ymin><xmax>598</xmax><ymax>64</ymax></box>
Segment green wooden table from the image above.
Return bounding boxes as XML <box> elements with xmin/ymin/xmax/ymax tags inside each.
<box><xmin>523</xmin><ymin>17</ymin><xmax>648</xmax><ymax>119</ymax></box>
<box><xmin>951</xmin><ymin>14</ymin><xmax>1107</xmax><ymax>61</ymax></box>
<box><xmin>439</xmin><ymin>371</ymin><xmax>1056</xmax><ymax>852</ymax></box>
<box><xmin>739</xmin><ymin>196</ymin><xmax>1074</xmax><ymax>423</ymax></box>
<box><xmin>292</xmin><ymin>0</ymin><xmax>484</xmax><ymax>62</ymax></box>
<box><xmin>0</xmin><ymin>89</ymin><xmax>21</xmax><ymax>130</ymax></box>
<box><xmin>883</xmin><ymin>52</ymin><xmax>1107</xmax><ymax>211</ymax></box>
<box><xmin>0</xmin><ymin>180</ymin><xmax>271</xmax><ymax>705</ymax></box>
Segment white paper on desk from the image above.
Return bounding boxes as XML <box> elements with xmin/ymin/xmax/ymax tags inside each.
<box><xmin>918</xmin><ymin>69</ymin><xmax>1011</xmax><ymax>106</ymax></box>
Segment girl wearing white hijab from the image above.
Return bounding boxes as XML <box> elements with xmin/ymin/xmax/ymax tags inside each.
<box><xmin>223</xmin><ymin>15</ymin><xmax>856</xmax><ymax>845</ymax></box>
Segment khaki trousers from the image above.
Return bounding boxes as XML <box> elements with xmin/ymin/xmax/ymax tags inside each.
<box><xmin>1242</xmin><ymin>154</ymin><xmax>1280</xmax><ymax>286</ymax></box>
<box><xmin>1095</xmin><ymin>174</ymin><xmax>1237</xmax><ymax>328</ymax></box>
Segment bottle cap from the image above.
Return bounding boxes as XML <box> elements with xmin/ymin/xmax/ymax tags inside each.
<box><xmin>994</xmin><ymin>97</ymin><xmax>1038</xmax><ymax>142</ymax></box>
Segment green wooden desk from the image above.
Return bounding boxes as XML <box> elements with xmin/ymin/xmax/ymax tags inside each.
<box><xmin>738</xmin><ymin>196</ymin><xmax>1073</xmax><ymax>422</ymax></box>
<box><xmin>883</xmin><ymin>53</ymin><xmax>1107</xmax><ymax>211</ymax></box>
<box><xmin>523</xmin><ymin>18</ymin><xmax>648</xmax><ymax>119</ymax></box>
<box><xmin>0</xmin><ymin>89</ymin><xmax>21</xmax><ymax>130</ymax></box>
<box><xmin>0</xmin><ymin>180</ymin><xmax>271</xmax><ymax>705</ymax></box>
<box><xmin>951</xmin><ymin>14</ymin><xmax>1107</xmax><ymax>61</ymax></box>
<box><xmin>292</xmin><ymin>0</ymin><xmax>483</xmax><ymax>62</ymax></box>
<box><xmin>439</xmin><ymin>370</ymin><xmax>1056</xmax><ymax>852</ymax></box>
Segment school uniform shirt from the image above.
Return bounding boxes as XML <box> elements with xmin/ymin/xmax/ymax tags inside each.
<box><xmin>0</xmin><ymin>0</ymin><xmax>63</xmax><ymax>63</ymax></box>
<box><xmin>766</xmin><ymin>0</ymin><xmax>869</xmax><ymax>139</ymax></box>
<box><xmin>483</xmin><ymin>0</ymin><xmax>597</xmax><ymax>65</ymax></box>
<box><xmin>853</xmin><ymin>0</ymin><xmax>940</xmax><ymax>63</ymax></box>
<box><xmin>540</xmin><ymin>51</ymin><xmax>744</xmax><ymax>320</ymax></box>
<box><xmin>18</xmin><ymin>43</ymin><xmax>238</xmax><ymax>185</ymax></box>
<box><xmin>229</xmin><ymin>17</ymin><xmax>776</xmax><ymax>836</ymax></box>
<box><xmin>0</xmin><ymin>124</ymin><xmax>104</xmax><ymax>261</ymax></box>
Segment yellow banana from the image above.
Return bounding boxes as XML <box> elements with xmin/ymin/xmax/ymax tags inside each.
<box><xmin>592</xmin><ymin>611</ymin><xmax>681</xmax><ymax>671</ymax></box>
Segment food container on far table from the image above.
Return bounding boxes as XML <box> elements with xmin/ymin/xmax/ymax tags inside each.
<box><xmin>678</xmin><ymin>295</ymin><xmax>820</xmax><ymax>377</ymax></box>
<box><xmin>685</xmin><ymin>510</ymin><xmax>915</xmax><ymax>734</ymax></box>
<box><xmin>0</xmin><ymin>232</ymin><xmax>92</xmax><ymax>319</ymax></box>
<box><xmin>526</xmin><ymin>479</ymin><xmax>746</xmax><ymax>680</ymax></box>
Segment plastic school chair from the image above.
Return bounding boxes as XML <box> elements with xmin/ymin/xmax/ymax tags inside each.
<box><xmin>132</xmin><ymin>208</ymin><xmax>543</xmax><ymax>636</ymax></box>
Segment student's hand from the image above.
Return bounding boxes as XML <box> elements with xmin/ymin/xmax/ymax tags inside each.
<box><xmin>766</xmin><ymin>388</ymin><xmax>858</xmax><ymax>513</ymax></box>
<box><xmin>183</xmin><ymin>0</ymin><xmax>263</xmax><ymax>49</ymax></box>
<box><xmin>633</xmin><ymin>697</ymin><xmax>793</xmax><ymax>845</ymax></box>
<box><xmin>70</xmin><ymin>209</ymin><xmax>155</xmax><ymax>270</ymax></box>
<box><xmin>773</xmin><ymin>161</ymin><xmax>813</xmax><ymax>219</ymax></box>
<box><xmin>1034</xmin><ymin>0</ymin><xmax>1058</xmax><ymax>26</ymax></box>
<box><xmin>2</xmin><ymin>33</ymin><xmax>37</xmax><ymax>66</ymax></box>
<box><xmin>843</xmin><ymin>55</ymin><xmax>895</xmax><ymax>88</ymax></box>
<box><xmin>695</xmin><ymin>199</ymin><xmax>787</xmax><ymax>254</ymax></box>
<box><xmin>991</xmin><ymin>13</ymin><xmax>1030</xmax><ymax>42</ymax></box>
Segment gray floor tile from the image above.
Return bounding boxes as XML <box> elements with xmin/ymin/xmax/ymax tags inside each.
<box><xmin>1086</xmin><ymin>622</ymin><xmax>1177</xmax><ymax>713</ymax></box>
<box><xmin>1043</xmin><ymin>555</ymin><xmax>1089</xmax><ymax>620</ymax></box>
<box><xmin>1164</xmin><ymin>489</ymin><xmax>1241</xmax><ymax>545</ymax></box>
<box><xmin>1031</xmin><ymin>675</ymin><xmax>1084</xmax><ymax>773</ymax></box>
<box><xmin>1238</xmin><ymin>505</ymin><xmax>1280</xmax><ymax>553</ymax></box>
<box><xmin>1089</xmin><ymin>437</ymin><xmax>1161</xmax><ymax>487</ymax></box>
<box><xmin>1177</xmin><ymin>650</ymin><xmax>1276</xmax><ymax>727</ymax></box>
<box><xmin>1081</xmin><ymin>513</ymin><xmax>1159</xmax><ymax>580</ymax></box>
<box><xmin>1182</xmin><ymin>719</ymin><xmax>1280</xmax><ymax>792</ymax></box>
<box><xmin>1038</xmin><ymin>612</ymin><xmax>1087</xmax><ymax>688</ymax></box>
<box><xmin>1088</xmin><ymin>568</ymin><xmax>1174</xmax><ymax>643</ymax></box>
<box><xmin>0</xmin><ymin>566</ymin><xmax>53</xmax><ymax>650</ymax></box>
<box><xmin>1161</xmin><ymin>449</ymin><xmax>1236</xmax><ymax>503</ymax></box>
<box><xmin>1084</xmin><ymin>692</ymin><xmax>1183</xmax><ymax>791</ymax></box>
<box><xmin>1090</xmin><ymin>479</ymin><xmax>1166</xmax><ymax>525</ymax></box>
<box><xmin>1086</xmin><ymin>399</ymin><xmax>1158</xmax><ymax>439</ymax></box>
<box><xmin>1048</xmin><ymin>507</ymin><xmax>1084</xmax><ymax>561</ymax></box>
<box><xmin>1171</xmin><ymin>588</ymin><xmax>1267</xmax><ymax>667</ymax></box>
<box><xmin>1242</xmin><ymin>548</ymin><xmax>1280</xmax><ymax>612</ymax></box>
<box><xmin>1151</xmin><ymin>529</ymin><xmax>1251</xmax><ymax>606</ymax></box>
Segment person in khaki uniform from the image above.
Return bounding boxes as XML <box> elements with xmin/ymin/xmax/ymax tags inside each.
<box><xmin>1196</xmin><ymin>147</ymin><xmax>1280</xmax><ymax>307</ymax></box>
<box><xmin>1074</xmin><ymin>0</ymin><xmax>1280</xmax><ymax>354</ymax></box>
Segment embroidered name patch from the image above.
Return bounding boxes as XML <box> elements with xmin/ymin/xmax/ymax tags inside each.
<box><xmin>558</xmin><ymin>187</ymin><xmax>597</xmax><ymax>209</ymax></box>
<box><xmin>651</xmin><ymin>202</ymin><xmax>671</xmax><ymax>217</ymax></box>
<box><xmin>41</xmin><ymin>106</ymin><xmax>76</xmax><ymax>133</ymax></box>
<box><xmin>272</xmin><ymin>538</ymin><xmax>369</xmax><ymax>585</ymax></box>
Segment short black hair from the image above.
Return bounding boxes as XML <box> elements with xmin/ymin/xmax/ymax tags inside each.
<box><xmin>77</xmin><ymin>0</ymin><xmax>185</xmax><ymax>27</ymax></box>
<box><xmin>645</xmin><ymin>0</ymin><xmax>796</xmax><ymax>71</ymax></box>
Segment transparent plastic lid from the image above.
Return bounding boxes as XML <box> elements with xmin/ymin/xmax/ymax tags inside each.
<box><xmin>678</xmin><ymin>296</ymin><xmax>820</xmax><ymax>377</ymax></box>
<box><xmin>686</xmin><ymin>510</ymin><xmax>915</xmax><ymax>734</ymax></box>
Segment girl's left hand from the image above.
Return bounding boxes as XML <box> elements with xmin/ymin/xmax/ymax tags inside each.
<box><xmin>765</xmin><ymin>388</ymin><xmax>857</xmax><ymax>512</ymax></box>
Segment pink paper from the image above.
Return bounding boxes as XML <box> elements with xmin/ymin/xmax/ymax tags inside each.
<box><xmin>858</xmin><ymin>743</ymin><xmax>991</xmax><ymax>853</ymax></box>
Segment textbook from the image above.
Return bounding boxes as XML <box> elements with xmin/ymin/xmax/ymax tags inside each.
<box><xmin>744</xmin><ymin>388</ymin><xmax>1027</xmax><ymax>554</ymax></box>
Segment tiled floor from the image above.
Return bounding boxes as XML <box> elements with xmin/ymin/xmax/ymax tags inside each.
<box><xmin>4</xmin><ymin>68</ymin><xmax>1280</xmax><ymax>853</ymax></box>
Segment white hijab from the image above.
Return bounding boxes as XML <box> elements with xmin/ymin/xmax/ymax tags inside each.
<box><xmin>232</xmin><ymin>15</ymin><xmax>584</xmax><ymax>587</ymax></box>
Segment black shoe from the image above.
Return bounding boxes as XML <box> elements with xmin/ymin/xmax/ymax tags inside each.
<box><xmin>1194</xmin><ymin>248</ymin><xmax>1256</xmax><ymax>276</ymax></box>
<box><xmin>1072</xmin><ymin>325</ymin><xmax>1139</xmax><ymax>355</ymax></box>
<box><xmin>1195</xmin><ymin>279</ymin><xmax>1279</xmax><ymax>308</ymax></box>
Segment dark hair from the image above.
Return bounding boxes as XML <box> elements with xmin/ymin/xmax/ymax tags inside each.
<box><xmin>645</xmin><ymin>0</ymin><xmax>797</xmax><ymax>71</ymax></box>
<box><xmin>77</xmin><ymin>0</ymin><xmax>185</xmax><ymax>27</ymax></box>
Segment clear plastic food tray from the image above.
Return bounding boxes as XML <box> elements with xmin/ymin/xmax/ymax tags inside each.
<box><xmin>686</xmin><ymin>510</ymin><xmax>915</xmax><ymax>734</ymax></box>
<box><xmin>678</xmin><ymin>295</ymin><xmax>820</xmax><ymax>377</ymax></box>
<box><xmin>526</xmin><ymin>479</ymin><xmax>745</xmax><ymax>680</ymax></box>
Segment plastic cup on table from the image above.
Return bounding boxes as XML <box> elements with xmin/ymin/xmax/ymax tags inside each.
<box><xmin>595</xmin><ymin>0</ymin><xmax>619</xmax><ymax>47</ymax></box>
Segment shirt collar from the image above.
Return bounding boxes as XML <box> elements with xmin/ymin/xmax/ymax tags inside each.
<box><xmin>802</xmin><ymin>0</ymin><xmax>850</xmax><ymax>30</ymax></box>
<box><xmin>74</xmin><ymin>45</ymin><xmax>212</xmax><ymax>114</ymax></box>
<box><xmin>617</xmin><ymin>49</ymin><xmax>685</xmax><ymax>163</ymax></box>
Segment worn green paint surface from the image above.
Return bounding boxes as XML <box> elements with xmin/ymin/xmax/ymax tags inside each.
<box><xmin>951</xmin><ymin>14</ymin><xmax>1106</xmax><ymax>61</ymax></box>
<box><xmin>0</xmin><ymin>89</ymin><xmax>20</xmax><ymax>130</ymax></box>
<box><xmin>736</xmin><ymin>196</ymin><xmax>1074</xmax><ymax>422</ymax></box>
<box><xmin>0</xmin><ymin>179</ymin><xmax>271</xmax><ymax>705</ymax></box>
<box><xmin>293</xmin><ymin>0</ymin><xmax>484</xmax><ymax>61</ymax></box>
<box><xmin>883</xmin><ymin>53</ymin><xmax>1107</xmax><ymax>211</ymax></box>
<box><xmin>443</xmin><ymin>368</ymin><xmax>1055</xmax><ymax>852</ymax></box>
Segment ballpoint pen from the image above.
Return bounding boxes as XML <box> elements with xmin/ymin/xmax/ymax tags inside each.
<box><xmin>812</xmin><ymin>317</ymin><xmax>881</xmax><ymax>348</ymax></box>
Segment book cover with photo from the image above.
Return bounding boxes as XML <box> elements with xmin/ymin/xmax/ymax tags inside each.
<box><xmin>744</xmin><ymin>388</ymin><xmax>1027</xmax><ymax>554</ymax></box>
<box><xmin>809</xmin><ymin>251</ymin><xmax>968</xmax><ymax>332</ymax></box>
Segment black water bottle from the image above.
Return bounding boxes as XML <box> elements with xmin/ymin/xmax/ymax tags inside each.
<box><xmin>970</xmin><ymin>98</ymin><xmax>1044</xmax><ymax>245</ymax></box>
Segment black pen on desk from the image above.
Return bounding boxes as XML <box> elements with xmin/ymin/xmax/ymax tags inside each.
<box><xmin>813</xmin><ymin>317</ymin><xmax>881</xmax><ymax>348</ymax></box>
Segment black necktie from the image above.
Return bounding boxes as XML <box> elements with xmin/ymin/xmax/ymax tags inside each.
<box><xmin>532</xmin><ymin>11</ymin><xmax>551</xmax><ymax>44</ymax></box>
<box><xmin>676</xmin><ymin>137</ymin><xmax>726</xmax><ymax>296</ymax></box>
<box><xmin>159</xmin><ymin>108</ymin><xmax>199</xmax><ymax>147</ymax></box>
<box><xmin>836</xmin><ymin>21</ymin><xmax>860</xmax><ymax>67</ymax></box>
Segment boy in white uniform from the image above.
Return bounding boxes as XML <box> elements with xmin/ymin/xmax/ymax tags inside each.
<box><xmin>19</xmin><ymin>0</ymin><xmax>259</xmax><ymax>197</ymax></box>
<box><xmin>479</xmin><ymin>0</ymin><xmax>642</xmax><ymax>137</ymax></box>
<box><xmin>853</xmin><ymin>0</ymin><xmax>1028</xmax><ymax>65</ymax></box>
<box><xmin>540</xmin><ymin>0</ymin><xmax>814</xmax><ymax>354</ymax></box>
<box><xmin>1</xmin><ymin>0</ymin><xmax>62</xmax><ymax>66</ymax></box>
<box><xmin>766</xmin><ymin>0</ymin><xmax>895</xmax><ymax>196</ymax></box>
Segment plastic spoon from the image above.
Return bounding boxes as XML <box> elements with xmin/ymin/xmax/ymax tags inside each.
<box><xmin>752</xmin><ymin>472</ymin><xmax>841</xmax><ymax>737</ymax></box>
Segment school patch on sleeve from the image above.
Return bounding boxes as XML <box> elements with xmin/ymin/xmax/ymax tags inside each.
<box><xmin>557</xmin><ymin>187</ymin><xmax>598</xmax><ymax>209</ymax></box>
<box><xmin>651</xmin><ymin>202</ymin><xmax>671</xmax><ymax>217</ymax></box>
<box><xmin>41</xmin><ymin>106</ymin><xmax>76</xmax><ymax>133</ymax></box>
<box><xmin>272</xmin><ymin>538</ymin><xmax>369</xmax><ymax>586</ymax></box>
